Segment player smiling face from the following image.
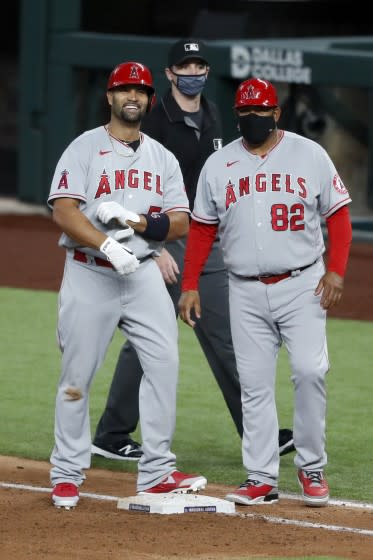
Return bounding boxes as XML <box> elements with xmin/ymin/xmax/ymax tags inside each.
<box><xmin>108</xmin><ymin>85</ymin><xmax>150</xmax><ymax>124</ymax></box>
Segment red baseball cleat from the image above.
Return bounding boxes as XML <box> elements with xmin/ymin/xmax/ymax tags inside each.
<box><xmin>225</xmin><ymin>479</ymin><xmax>279</xmax><ymax>505</ymax></box>
<box><xmin>52</xmin><ymin>482</ymin><xmax>79</xmax><ymax>509</ymax></box>
<box><xmin>298</xmin><ymin>469</ymin><xmax>329</xmax><ymax>507</ymax></box>
<box><xmin>138</xmin><ymin>470</ymin><xmax>207</xmax><ymax>494</ymax></box>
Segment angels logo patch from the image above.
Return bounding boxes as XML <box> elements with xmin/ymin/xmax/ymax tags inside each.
<box><xmin>333</xmin><ymin>174</ymin><xmax>348</xmax><ymax>195</ymax></box>
<box><xmin>57</xmin><ymin>169</ymin><xmax>69</xmax><ymax>190</ymax></box>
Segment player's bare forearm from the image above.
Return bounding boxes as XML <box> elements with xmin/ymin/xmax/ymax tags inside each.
<box><xmin>52</xmin><ymin>198</ymin><xmax>107</xmax><ymax>249</ymax></box>
<box><xmin>314</xmin><ymin>271</ymin><xmax>344</xmax><ymax>310</ymax></box>
<box><xmin>178</xmin><ymin>290</ymin><xmax>201</xmax><ymax>328</ymax></box>
<box><xmin>125</xmin><ymin>214</ymin><xmax>148</xmax><ymax>233</ymax></box>
<box><xmin>165</xmin><ymin>211</ymin><xmax>189</xmax><ymax>240</ymax></box>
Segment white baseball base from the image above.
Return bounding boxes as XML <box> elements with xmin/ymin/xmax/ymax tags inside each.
<box><xmin>117</xmin><ymin>493</ymin><xmax>236</xmax><ymax>515</ymax></box>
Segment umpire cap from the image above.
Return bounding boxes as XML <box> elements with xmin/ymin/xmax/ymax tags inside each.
<box><xmin>168</xmin><ymin>38</ymin><xmax>209</xmax><ymax>67</ymax></box>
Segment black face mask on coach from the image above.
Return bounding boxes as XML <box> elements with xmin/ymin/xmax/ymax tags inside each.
<box><xmin>238</xmin><ymin>113</ymin><xmax>276</xmax><ymax>146</ymax></box>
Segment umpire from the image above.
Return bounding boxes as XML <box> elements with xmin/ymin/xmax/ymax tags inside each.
<box><xmin>91</xmin><ymin>38</ymin><xmax>294</xmax><ymax>460</ymax></box>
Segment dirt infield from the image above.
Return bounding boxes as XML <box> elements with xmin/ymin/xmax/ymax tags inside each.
<box><xmin>1</xmin><ymin>213</ymin><xmax>373</xmax><ymax>560</ymax></box>
<box><xmin>1</xmin><ymin>456</ymin><xmax>373</xmax><ymax>560</ymax></box>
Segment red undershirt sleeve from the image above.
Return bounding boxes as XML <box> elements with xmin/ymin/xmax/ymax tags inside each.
<box><xmin>325</xmin><ymin>205</ymin><xmax>352</xmax><ymax>277</ymax></box>
<box><xmin>182</xmin><ymin>220</ymin><xmax>218</xmax><ymax>291</ymax></box>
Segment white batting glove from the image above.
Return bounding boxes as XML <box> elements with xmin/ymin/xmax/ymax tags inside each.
<box><xmin>99</xmin><ymin>237</ymin><xmax>139</xmax><ymax>276</ymax></box>
<box><xmin>96</xmin><ymin>201</ymin><xmax>140</xmax><ymax>226</ymax></box>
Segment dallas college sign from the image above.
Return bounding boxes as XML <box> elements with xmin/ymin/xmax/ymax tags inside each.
<box><xmin>230</xmin><ymin>45</ymin><xmax>312</xmax><ymax>84</ymax></box>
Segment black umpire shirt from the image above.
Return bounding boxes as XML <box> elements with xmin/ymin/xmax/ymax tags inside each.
<box><xmin>141</xmin><ymin>88</ymin><xmax>223</xmax><ymax>210</ymax></box>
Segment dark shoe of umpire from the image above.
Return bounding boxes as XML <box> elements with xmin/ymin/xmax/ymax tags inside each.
<box><xmin>91</xmin><ymin>438</ymin><xmax>143</xmax><ymax>461</ymax></box>
<box><xmin>279</xmin><ymin>429</ymin><xmax>295</xmax><ymax>456</ymax></box>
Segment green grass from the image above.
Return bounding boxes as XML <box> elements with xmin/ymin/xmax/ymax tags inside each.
<box><xmin>1</xmin><ymin>286</ymin><xmax>373</xmax><ymax>503</ymax></box>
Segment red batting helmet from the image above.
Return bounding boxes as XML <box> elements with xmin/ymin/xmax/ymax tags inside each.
<box><xmin>234</xmin><ymin>78</ymin><xmax>278</xmax><ymax>109</ymax></box>
<box><xmin>107</xmin><ymin>62</ymin><xmax>155</xmax><ymax>111</ymax></box>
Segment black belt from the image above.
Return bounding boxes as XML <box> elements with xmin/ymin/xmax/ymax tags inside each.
<box><xmin>244</xmin><ymin>261</ymin><xmax>316</xmax><ymax>285</ymax></box>
<box><xmin>73</xmin><ymin>250</ymin><xmax>150</xmax><ymax>268</ymax></box>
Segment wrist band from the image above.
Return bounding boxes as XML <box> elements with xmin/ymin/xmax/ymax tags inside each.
<box><xmin>141</xmin><ymin>212</ymin><xmax>170</xmax><ymax>241</ymax></box>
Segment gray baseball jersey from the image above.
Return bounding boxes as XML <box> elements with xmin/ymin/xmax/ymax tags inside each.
<box><xmin>48</xmin><ymin>127</ymin><xmax>189</xmax><ymax>258</ymax></box>
<box><xmin>192</xmin><ymin>130</ymin><xmax>351</xmax><ymax>275</ymax></box>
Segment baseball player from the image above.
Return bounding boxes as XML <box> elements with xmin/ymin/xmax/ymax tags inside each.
<box><xmin>47</xmin><ymin>61</ymin><xmax>207</xmax><ymax>509</ymax></box>
<box><xmin>179</xmin><ymin>78</ymin><xmax>352</xmax><ymax>507</ymax></box>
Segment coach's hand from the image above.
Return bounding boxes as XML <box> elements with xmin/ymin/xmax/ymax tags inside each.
<box><xmin>314</xmin><ymin>271</ymin><xmax>344</xmax><ymax>310</ymax></box>
<box><xmin>154</xmin><ymin>248</ymin><xmax>179</xmax><ymax>284</ymax></box>
<box><xmin>97</xmin><ymin>201</ymin><xmax>140</xmax><ymax>226</ymax></box>
<box><xmin>178</xmin><ymin>290</ymin><xmax>201</xmax><ymax>328</ymax></box>
<box><xmin>100</xmin><ymin>237</ymin><xmax>139</xmax><ymax>275</ymax></box>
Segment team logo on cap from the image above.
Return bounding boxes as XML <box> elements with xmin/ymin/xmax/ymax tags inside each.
<box><xmin>242</xmin><ymin>85</ymin><xmax>259</xmax><ymax>101</ymax></box>
<box><xmin>184</xmin><ymin>43</ymin><xmax>199</xmax><ymax>53</ymax></box>
<box><xmin>129</xmin><ymin>64</ymin><xmax>140</xmax><ymax>79</ymax></box>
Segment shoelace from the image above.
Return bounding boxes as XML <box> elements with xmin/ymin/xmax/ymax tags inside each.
<box><xmin>239</xmin><ymin>479</ymin><xmax>261</xmax><ymax>488</ymax></box>
<box><xmin>304</xmin><ymin>471</ymin><xmax>324</xmax><ymax>484</ymax></box>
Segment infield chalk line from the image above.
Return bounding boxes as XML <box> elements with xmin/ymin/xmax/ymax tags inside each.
<box><xmin>241</xmin><ymin>512</ymin><xmax>373</xmax><ymax>537</ymax></box>
<box><xmin>280</xmin><ymin>491</ymin><xmax>373</xmax><ymax>509</ymax></box>
<box><xmin>1</xmin><ymin>481</ymin><xmax>373</xmax><ymax>537</ymax></box>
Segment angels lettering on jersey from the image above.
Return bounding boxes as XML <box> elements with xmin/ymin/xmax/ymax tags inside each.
<box><xmin>57</xmin><ymin>167</ymin><xmax>163</xmax><ymax>198</ymax></box>
<box><xmin>224</xmin><ymin>172</ymin><xmax>307</xmax><ymax>210</ymax></box>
